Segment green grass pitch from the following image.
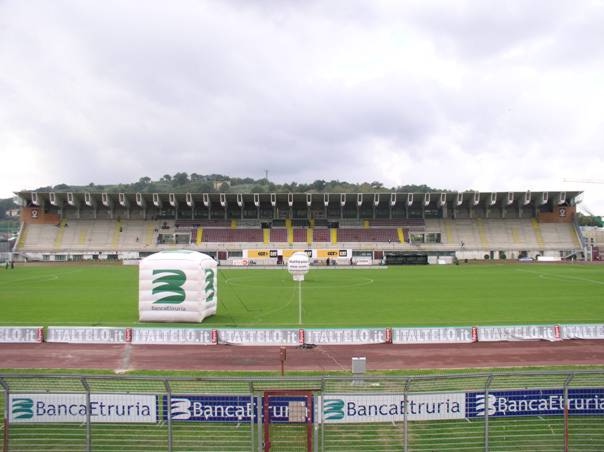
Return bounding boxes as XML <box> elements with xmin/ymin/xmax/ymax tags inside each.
<box><xmin>0</xmin><ymin>263</ymin><xmax>603</xmax><ymax>328</ymax></box>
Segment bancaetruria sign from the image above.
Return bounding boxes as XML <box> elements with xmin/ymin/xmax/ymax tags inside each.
<box><xmin>139</xmin><ymin>250</ymin><xmax>218</xmax><ymax>323</ymax></box>
<box><xmin>9</xmin><ymin>394</ymin><xmax>157</xmax><ymax>423</ymax></box>
<box><xmin>322</xmin><ymin>393</ymin><xmax>466</xmax><ymax>423</ymax></box>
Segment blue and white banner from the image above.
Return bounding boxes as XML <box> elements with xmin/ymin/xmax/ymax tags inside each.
<box><xmin>322</xmin><ymin>393</ymin><xmax>466</xmax><ymax>423</ymax></box>
<box><xmin>9</xmin><ymin>394</ymin><xmax>157</xmax><ymax>423</ymax></box>
<box><xmin>163</xmin><ymin>395</ymin><xmax>310</xmax><ymax>423</ymax></box>
<box><xmin>466</xmin><ymin>389</ymin><xmax>604</xmax><ymax>417</ymax></box>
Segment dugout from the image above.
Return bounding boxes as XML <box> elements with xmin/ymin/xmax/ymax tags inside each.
<box><xmin>384</xmin><ymin>251</ymin><xmax>428</xmax><ymax>265</ymax></box>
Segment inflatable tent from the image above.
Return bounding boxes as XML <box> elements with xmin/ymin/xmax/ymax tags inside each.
<box><xmin>139</xmin><ymin>250</ymin><xmax>217</xmax><ymax>323</ymax></box>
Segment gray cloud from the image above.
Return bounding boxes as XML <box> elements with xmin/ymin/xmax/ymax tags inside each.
<box><xmin>1</xmin><ymin>0</ymin><xmax>603</xmax><ymax>212</ymax></box>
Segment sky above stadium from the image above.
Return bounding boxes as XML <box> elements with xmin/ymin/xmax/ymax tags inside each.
<box><xmin>1</xmin><ymin>0</ymin><xmax>603</xmax><ymax>214</ymax></box>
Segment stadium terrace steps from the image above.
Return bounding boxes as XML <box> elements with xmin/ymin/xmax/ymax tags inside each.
<box><xmin>14</xmin><ymin>218</ymin><xmax>582</xmax><ymax>253</ymax></box>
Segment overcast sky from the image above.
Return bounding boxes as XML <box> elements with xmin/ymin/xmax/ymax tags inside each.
<box><xmin>1</xmin><ymin>0</ymin><xmax>603</xmax><ymax>213</ymax></box>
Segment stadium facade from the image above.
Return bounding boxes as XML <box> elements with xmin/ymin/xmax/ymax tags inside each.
<box><xmin>9</xmin><ymin>189</ymin><xmax>596</xmax><ymax>264</ymax></box>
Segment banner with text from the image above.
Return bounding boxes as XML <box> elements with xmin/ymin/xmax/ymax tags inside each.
<box><xmin>560</xmin><ymin>324</ymin><xmax>604</xmax><ymax>340</ymax></box>
<box><xmin>164</xmin><ymin>395</ymin><xmax>311</xmax><ymax>423</ymax></box>
<box><xmin>217</xmin><ymin>329</ymin><xmax>301</xmax><ymax>346</ymax></box>
<box><xmin>9</xmin><ymin>393</ymin><xmax>157</xmax><ymax>423</ymax></box>
<box><xmin>466</xmin><ymin>388</ymin><xmax>604</xmax><ymax>418</ymax></box>
<box><xmin>477</xmin><ymin>325</ymin><xmax>559</xmax><ymax>342</ymax></box>
<box><xmin>0</xmin><ymin>327</ymin><xmax>43</xmax><ymax>343</ymax></box>
<box><xmin>46</xmin><ymin>327</ymin><xmax>129</xmax><ymax>344</ymax></box>
<box><xmin>392</xmin><ymin>327</ymin><xmax>475</xmax><ymax>344</ymax></box>
<box><xmin>131</xmin><ymin>328</ymin><xmax>215</xmax><ymax>345</ymax></box>
<box><xmin>304</xmin><ymin>328</ymin><xmax>388</xmax><ymax>345</ymax></box>
<box><xmin>322</xmin><ymin>393</ymin><xmax>466</xmax><ymax>423</ymax></box>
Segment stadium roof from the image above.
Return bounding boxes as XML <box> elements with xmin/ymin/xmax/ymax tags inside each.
<box><xmin>16</xmin><ymin>190</ymin><xmax>582</xmax><ymax>211</ymax></box>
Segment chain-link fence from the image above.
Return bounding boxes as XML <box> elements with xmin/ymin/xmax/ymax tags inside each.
<box><xmin>2</xmin><ymin>371</ymin><xmax>603</xmax><ymax>451</ymax></box>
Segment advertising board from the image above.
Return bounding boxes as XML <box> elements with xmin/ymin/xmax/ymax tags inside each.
<box><xmin>46</xmin><ymin>327</ymin><xmax>128</xmax><ymax>344</ymax></box>
<box><xmin>164</xmin><ymin>395</ymin><xmax>310</xmax><ymax>423</ymax></box>
<box><xmin>466</xmin><ymin>388</ymin><xmax>604</xmax><ymax>417</ymax></box>
<box><xmin>322</xmin><ymin>393</ymin><xmax>466</xmax><ymax>423</ymax></box>
<box><xmin>304</xmin><ymin>328</ymin><xmax>388</xmax><ymax>345</ymax></box>
<box><xmin>217</xmin><ymin>329</ymin><xmax>301</xmax><ymax>346</ymax></box>
<box><xmin>0</xmin><ymin>327</ymin><xmax>43</xmax><ymax>343</ymax></box>
<box><xmin>131</xmin><ymin>328</ymin><xmax>215</xmax><ymax>345</ymax></box>
<box><xmin>392</xmin><ymin>327</ymin><xmax>475</xmax><ymax>344</ymax></box>
<box><xmin>9</xmin><ymin>394</ymin><xmax>157</xmax><ymax>423</ymax></box>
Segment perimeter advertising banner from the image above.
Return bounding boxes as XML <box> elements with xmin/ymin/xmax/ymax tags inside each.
<box><xmin>304</xmin><ymin>328</ymin><xmax>388</xmax><ymax>345</ymax></box>
<box><xmin>477</xmin><ymin>325</ymin><xmax>559</xmax><ymax>341</ymax></box>
<box><xmin>0</xmin><ymin>327</ymin><xmax>43</xmax><ymax>343</ymax></box>
<box><xmin>9</xmin><ymin>394</ymin><xmax>157</xmax><ymax>423</ymax></box>
<box><xmin>560</xmin><ymin>324</ymin><xmax>604</xmax><ymax>339</ymax></box>
<box><xmin>322</xmin><ymin>393</ymin><xmax>466</xmax><ymax>423</ymax></box>
<box><xmin>392</xmin><ymin>327</ymin><xmax>475</xmax><ymax>344</ymax></box>
<box><xmin>131</xmin><ymin>328</ymin><xmax>215</xmax><ymax>345</ymax></box>
<box><xmin>164</xmin><ymin>395</ymin><xmax>310</xmax><ymax>423</ymax></box>
<box><xmin>466</xmin><ymin>388</ymin><xmax>604</xmax><ymax>418</ymax></box>
<box><xmin>217</xmin><ymin>329</ymin><xmax>301</xmax><ymax>346</ymax></box>
<box><xmin>139</xmin><ymin>250</ymin><xmax>217</xmax><ymax>323</ymax></box>
<box><xmin>244</xmin><ymin>249</ymin><xmax>352</xmax><ymax>259</ymax></box>
<box><xmin>46</xmin><ymin>327</ymin><xmax>128</xmax><ymax>344</ymax></box>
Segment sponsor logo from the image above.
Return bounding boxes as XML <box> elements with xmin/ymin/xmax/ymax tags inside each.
<box><xmin>152</xmin><ymin>269</ymin><xmax>186</xmax><ymax>304</ymax></box>
<box><xmin>171</xmin><ymin>398</ymin><xmax>193</xmax><ymax>420</ymax></box>
<box><xmin>338</xmin><ymin>250</ymin><xmax>348</xmax><ymax>257</ymax></box>
<box><xmin>12</xmin><ymin>398</ymin><xmax>34</xmax><ymax>420</ymax></box>
<box><xmin>204</xmin><ymin>269</ymin><xmax>215</xmax><ymax>302</ymax></box>
<box><xmin>474</xmin><ymin>394</ymin><xmax>497</xmax><ymax>416</ymax></box>
<box><xmin>323</xmin><ymin>399</ymin><xmax>345</xmax><ymax>420</ymax></box>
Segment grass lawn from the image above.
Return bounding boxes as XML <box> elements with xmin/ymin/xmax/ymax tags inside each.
<box><xmin>0</xmin><ymin>262</ymin><xmax>603</xmax><ymax>327</ymax></box>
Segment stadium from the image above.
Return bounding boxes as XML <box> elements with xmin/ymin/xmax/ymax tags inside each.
<box><xmin>8</xmin><ymin>188</ymin><xmax>594</xmax><ymax>263</ymax></box>
<box><xmin>2</xmin><ymin>188</ymin><xmax>604</xmax><ymax>451</ymax></box>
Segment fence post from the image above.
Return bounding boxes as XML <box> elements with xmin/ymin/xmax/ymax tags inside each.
<box><xmin>1</xmin><ymin>378</ymin><xmax>9</xmax><ymax>452</ymax></box>
<box><xmin>248</xmin><ymin>381</ymin><xmax>255</xmax><ymax>452</ymax></box>
<box><xmin>163</xmin><ymin>379</ymin><xmax>172</xmax><ymax>452</ymax></box>
<box><xmin>317</xmin><ymin>379</ymin><xmax>325</xmax><ymax>452</ymax></box>
<box><xmin>563</xmin><ymin>373</ymin><xmax>574</xmax><ymax>452</ymax></box>
<box><xmin>80</xmin><ymin>378</ymin><xmax>92</xmax><ymax>452</ymax></box>
<box><xmin>403</xmin><ymin>377</ymin><xmax>411</xmax><ymax>452</ymax></box>
<box><xmin>484</xmin><ymin>374</ymin><xmax>494</xmax><ymax>452</ymax></box>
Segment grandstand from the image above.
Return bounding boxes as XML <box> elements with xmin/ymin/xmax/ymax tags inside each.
<box><xmin>10</xmin><ymin>189</ymin><xmax>588</xmax><ymax>264</ymax></box>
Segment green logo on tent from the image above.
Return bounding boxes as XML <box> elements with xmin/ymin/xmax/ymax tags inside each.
<box><xmin>204</xmin><ymin>269</ymin><xmax>215</xmax><ymax>302</ymax></box>
<box><xmin>12</xmin><ymin>398</ymin><xmax>34</xmax><ymax>420</ymax></box>
<box><xmin>323</xmin><ymin>399</ymin><xmax>345</xmax><ymax>420</ymax></box>
<box><xmin>152</xmin><ymin>269</ymin><xmax>186</xmax><ymax>304</ymax></box>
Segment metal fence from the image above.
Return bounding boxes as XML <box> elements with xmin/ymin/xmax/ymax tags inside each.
<box><xmin>2</xmin><ymin>371</ymin><xmax>604</xmax><ymax>451</ymax></box>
